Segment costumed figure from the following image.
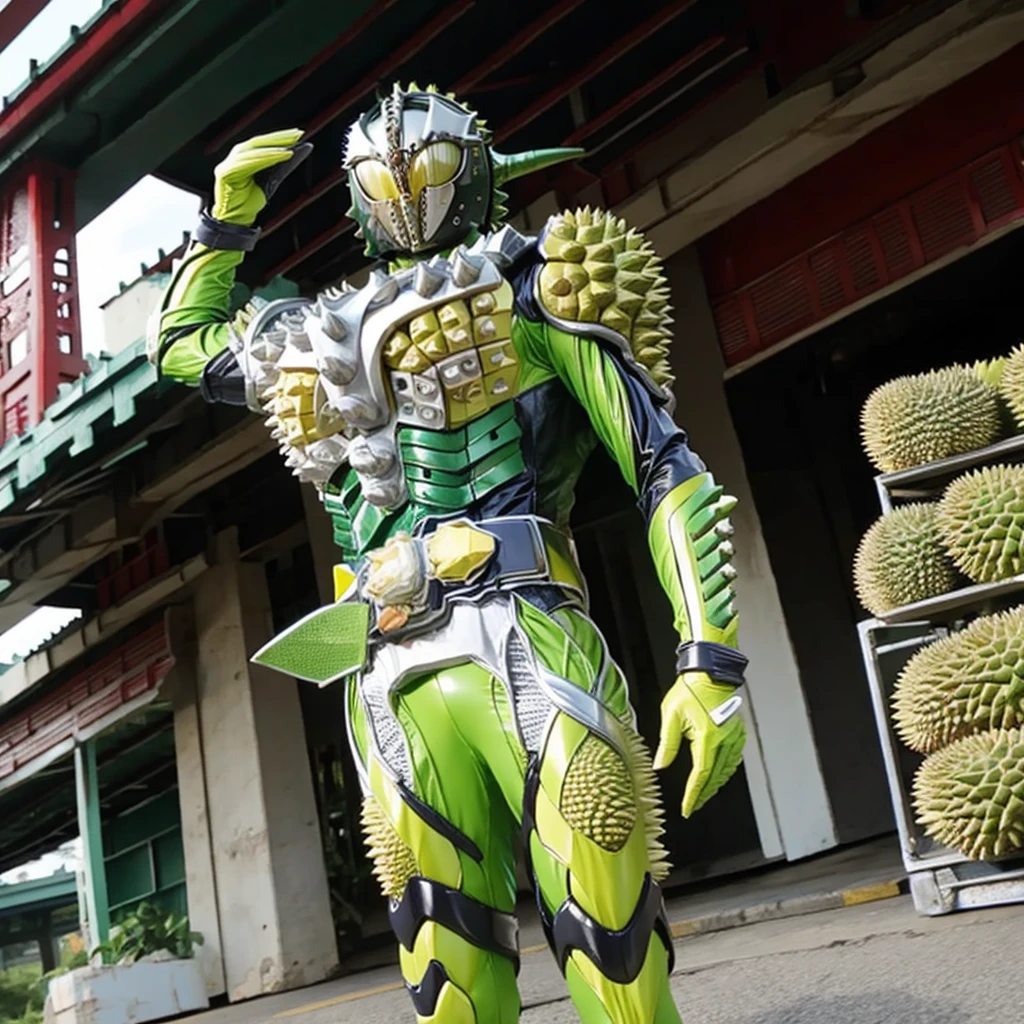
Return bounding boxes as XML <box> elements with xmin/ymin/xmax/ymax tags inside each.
<box><xmin>149</xmin><ymin>83</ymin><xmax>748</xmax><ymax>1024</ymax></box>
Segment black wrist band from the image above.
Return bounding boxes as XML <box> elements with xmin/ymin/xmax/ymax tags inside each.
<box><xmin>194</xmin><ymin>209</ymin><xmax>261</xmax><ymax>251</ymax></box>
<box><xmin>675</xmin><ymin>641</ymin><xmax>748</xmax><ymax>687</ymax></box>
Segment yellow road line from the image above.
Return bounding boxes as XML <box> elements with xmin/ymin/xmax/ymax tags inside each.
<box><xmin>841</xmin><ymin>881</ymin><xmax>902</xmax><ymax>907</ymax></box>
<box><xmin>273</xmin><ymin>982</ymin><xmax>405</xmax><ymax>1018</ymax></box>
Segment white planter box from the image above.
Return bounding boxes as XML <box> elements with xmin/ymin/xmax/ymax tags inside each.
<box><xmin>45</xmin><ymin>959</ymin><xmax>209</xmax><ymax>1024</ymax></box>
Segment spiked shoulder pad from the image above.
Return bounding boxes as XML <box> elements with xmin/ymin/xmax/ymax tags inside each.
<box><xmin>534</xmin><ymin>207</ymin><xmax>674</xmax><ymax>394</ymax></box>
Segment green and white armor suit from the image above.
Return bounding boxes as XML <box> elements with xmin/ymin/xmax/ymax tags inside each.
<box><xmin>149</xmin><ymin>85</ymin><xmax>748</xmax><ymax>1024</ymax></box>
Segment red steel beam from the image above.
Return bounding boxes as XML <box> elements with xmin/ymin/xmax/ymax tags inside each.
<box><xmin>262</xmin><ymin>219</ymin><xmax>355</xmax><ymax>283</ymax></box>
<box><xmin>302</xmin><ymin>0</ymin><xmax>475</xmax><ymax>141</ymax></box>
<box><xmin>0</xmin><ymin>0</ymin><xmax>175</xmax><ymax>151</ymax></box>
<box><xmin>206</xmin><ymin>0</ymin><xmax>401</xmax><ymax>155</ymax></box>
<box><xmin>562</xmin><ymin>35</ymin><xmax>725</xmax><ymax>146</ymax></box>
<box><xmin>254</xmin><ymin>0</ymin><xmax>475</xmax><ymax>236</ymax></box>
<box><xmin>494</xmin><ymin>0</ymin><xmax>699</xmax><ymax>144</ymax></box>
<box><xmin>0</xmin><ymin>0</ymin><xmax>50</xmax><ymax>57</ymax></box>
<box><xmin>452</xmin><ymin>0</ymin><xmax>588</xmax><ymax>95</ymax></box>
<box><xmin>263</xmin><ymin>167</ymin><xmax>346</xmax><ymax>238</ymax></box>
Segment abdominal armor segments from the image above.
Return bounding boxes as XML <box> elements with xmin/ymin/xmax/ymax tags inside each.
<box><xmin>238</xmin><ymin>227</ymin><xmax>532</xmax><ymax>508</ymax></box>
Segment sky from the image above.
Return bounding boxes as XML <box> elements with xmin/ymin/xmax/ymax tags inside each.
<box><xmin>0</xmin><ymin>2</ymin><xmax>201</xmax><ymax>880</ymax></box>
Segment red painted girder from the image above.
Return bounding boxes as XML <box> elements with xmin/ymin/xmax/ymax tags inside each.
<box><xmin>0</xmin><ymin>0</ymin><xmax>175</xmax><ymax>152</ymax></box>
<box><xmin>562</xmin><ymin>35</ymin><xmax>726</xmax><ymax>146</ymax></box>
<box><xmin>0</xmin><ymin>0</ymin><xmax>50</xmax><ymax>58</ymax></box>
<box><xmin>452</xmin><ymin>0</ymin><xmax>589</xmax><ymax>95</ymax></box>
<box><xmin>302</xmin><ymin>0</ymin><xmax>475</xmax><ymax>141</ymax></box>
<box><xmin>205</xmin><ymin>0</ymin><xmax>402</xmax><ymax>155</ymax></box>
<box><xmin>263</xmin><ymin>219</ymin><xmax>355</xmax><ymax>282</ymax></box>
<box><xmin>263</xmin><ymin>168</ymin><xmax>346</xmax><ymax>238</ymax></box>
<box><xmin>494</xmin><ymin>0</ymin><xmax>699</xmax><ymax>144</ymax></box>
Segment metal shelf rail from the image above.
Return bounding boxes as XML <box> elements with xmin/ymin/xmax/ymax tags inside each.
<box><xmin>859</xmin><ymin>436</ymin><xmax>1024</xmax><ymax>914</ymax></box>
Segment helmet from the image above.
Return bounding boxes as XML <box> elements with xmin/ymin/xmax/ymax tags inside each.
<box><xmin>344</xmin><ymin>83</ymin><xmax>583</xmax><ymax>259</ymax></box>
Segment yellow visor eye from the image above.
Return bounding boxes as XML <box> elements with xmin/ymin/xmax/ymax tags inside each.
<box><xmin>409</xmin><ymin>141</ymin><xmax>463</xmax><ymax>196</ymax></box>
<box><xmin>354</xmin><ymin>159</ymin><xmax>399</xmax><ymax>201</ymax></box>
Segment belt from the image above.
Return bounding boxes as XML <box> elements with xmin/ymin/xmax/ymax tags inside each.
<box><xmin>355</xmin><ymin>516</ymin><xmax>586</xmax><ymax>643</ymax></box>
<box><xmin>251</xmin><ymin>517</ymin><xmax>584</xmax><ymax>687</ymax></box>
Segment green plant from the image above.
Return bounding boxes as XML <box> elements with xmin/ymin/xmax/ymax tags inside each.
<box><xmin>91</xmin><ymin>903</ymin><xmax>203</xmax><ymax>966</ymax></box>
<box><xmin>0</xmin><ymin>963</ymin><xmax>43</xmax><ymax>1022</ymax></box>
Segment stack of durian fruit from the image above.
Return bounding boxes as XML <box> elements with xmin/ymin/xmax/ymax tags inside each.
<box><xmin>854</xmin><ymin>346</ymin><xmax>1024</xmax><ymax>863</ymax></box>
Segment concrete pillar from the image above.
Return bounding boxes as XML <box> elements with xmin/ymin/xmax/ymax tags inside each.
<box><xmin>665</xmin><ymin>247</ymin><xmax>837</xmax><ymax>861</ymax></box>
<box><xmin>167</xmin><ymin>608</ymin><xmax>226</xmax><ymax>999</ymax></box>
<box><xmin>190</xmin><ymin>528</ymin><xmax>337</xmax><ymax>1001</ymax></box>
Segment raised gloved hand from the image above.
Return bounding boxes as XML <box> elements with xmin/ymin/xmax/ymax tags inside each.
<box><xmin>212</xmin><ymin>129</ymin><xmax>309</xmax><ymax>226</ymax></box>
<box><xmin>653</xmin><ymin>671</ymin><xmax>746</xmax><ymax>818</ymax></box>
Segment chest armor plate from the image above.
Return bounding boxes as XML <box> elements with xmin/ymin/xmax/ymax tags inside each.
<box><xmin>242</xmin><ymin>228</ymin><xmax>534</xmax><ymax>517</ymax></box>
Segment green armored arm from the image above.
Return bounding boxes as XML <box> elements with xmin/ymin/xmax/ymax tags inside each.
<box><xmin>521</xmin><ymin>207</ymin><xmax>748</xmax><ymax>817</ymax></box>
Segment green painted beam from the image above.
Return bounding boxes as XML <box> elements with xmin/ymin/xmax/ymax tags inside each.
<box><xmin>0</xmin><ymin>870</ymin><xmax>77</xmax><ymax>918</ymax></box>
<box><xmin>75</xmin><ymin>0</ymin><xmax>374</xmax><ymax>227</ymax></box>
<box><xmin>75</xmin><ymin>739</ymin><xmax>110</xmax><ymax>946</ymax></box>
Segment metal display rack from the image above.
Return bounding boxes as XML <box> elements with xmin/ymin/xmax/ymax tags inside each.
<box><xmin>860</xmin><ymin>436</ymin><xmax>1024</xmax><ymax>915</ymax></box>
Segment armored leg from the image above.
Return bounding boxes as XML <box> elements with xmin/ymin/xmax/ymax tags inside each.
<box><xmin>513</xmin><ymin>599</ymin><xmax>681</xmax><ymax>1024</ymax></box>
<box><xmin>348</xmin><ymin>662</ymin><xmax>525</xmax><ymax>1023</ymax></box>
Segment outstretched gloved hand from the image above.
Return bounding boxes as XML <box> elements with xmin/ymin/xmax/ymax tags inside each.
<box><xmin>653</xmin><ymin>671</ymin><xmax>746</xmax><ymax>818</ymax></box>
<box><xmin>212</xmin><ymin>129</ymin><xmax>308</xmax><ymax>226</ymax></box>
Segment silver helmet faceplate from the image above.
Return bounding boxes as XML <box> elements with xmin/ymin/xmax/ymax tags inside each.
<box><xmin>344</xmin><ymin>84</ymin><xmax>493</xmax><ymax>258</ymax></box>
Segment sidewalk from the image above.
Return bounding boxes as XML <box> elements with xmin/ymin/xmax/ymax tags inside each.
<box><xmin>180</xmin><ymin>835</ymin><xmax>904</xmax><ymax>1024</ymax></box>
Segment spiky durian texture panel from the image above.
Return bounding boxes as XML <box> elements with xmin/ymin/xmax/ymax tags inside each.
<box><xmin>999</xmin><ymin>344</ymin><xmax>1024</xmax><ymax>431</ymax></box>
<box><xmin>853</xmin><ymin>503</ymin><xmax>960</xmax><ymax>615</ymax></box>
<box><xmin>892</xmin><ymin>605</ymin><xmax>1024</xmax><ymax>754</ymax></box>
<box><xmin>860</xmin><ymin>367</ymin><xmax>1000</xmax><ymax>473</ymax></box>
<box><xmin>622</xmin><ymin>727</ymin><xmax>672</xmax><ymax>883</ymax></box>
<box><xmin>937</xmin><ymin>464</ymin><xmax>1024</xmax><ymax>583</ymax></box>
<box><xmin>538</xmin><ymin>207</ymin><xmax>674</xmax><ymax>390</ymax></box>
<box><xmin>561</xmin><ymin>734</ymin><xmax>637</xmax><ymax>852</ymax></box>
<box><xmin>913</xmin><ymin>727</ymin><xmax>1024</xmax><ymax>861</ymax></box>
<box><xmin>361</xmin><ymin>796</ymin><xmax>418</xmax><ymax>900</ymax></box>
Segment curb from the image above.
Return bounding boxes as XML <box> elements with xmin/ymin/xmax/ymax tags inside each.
<box><xmin>667</xmin><ymin>877</ymin><xmax>910</xmax><ymax>940</ymax></box>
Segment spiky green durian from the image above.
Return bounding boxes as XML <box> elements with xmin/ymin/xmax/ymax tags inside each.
<box><xmin>853</xmin><ymin>503</ymin><xmax>960</xmax><ymax>615</ymax></box>
<box><xmin>973</xmin><ymin>356</ymin><xmax>1016</xmax><ymax>437</ymax></box>
<box><xmin>913</xmin><ymin>727</ymin><xmax>1024</xmax><ymax>860</ymax></box>
<box><xmin>998</xmin><ymin>344</ymin><xmax>1024</xmax><ymax>431</ymax></box>
<box><xmin>860</xmin><ymin>366</ymin><xmax>1000</xmax><ymax>473</ymax></box>
<box><xmin>892</xmin><ymin>605</ymin><xmax>1024</xmax><ymax>754</ymax></box>
<box><xmin>974</xmin><ymin>356</ymin><xmax>1007</xmax><ymax>390</ymax></box>
<box><xmin>937</xmin><ymin>464</ymin><xmax>1024</xmax><ymax>583</ymax></box>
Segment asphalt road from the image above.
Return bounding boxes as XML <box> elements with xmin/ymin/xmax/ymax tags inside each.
<box><xmin>184</xmin><ymin>895</ymin><xmax>1023</xmax><ymax>1023</ymax></box>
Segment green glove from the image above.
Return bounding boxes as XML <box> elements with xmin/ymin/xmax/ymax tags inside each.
<box><xmin>653</xmin><ymin>671</ymin><xmax>746</xmax><ymax>818</ymax></box>
<box><xmin>211</xmin><ymin>128</ymin><xmax>306</xmax><ymax>226</ymax></box>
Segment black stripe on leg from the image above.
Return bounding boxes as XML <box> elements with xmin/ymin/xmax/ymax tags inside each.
<box><xmin>522</xmin><ymin>757</ymin><xmax>556</xmax><ymax>955</ymax></box>
<box><xmin>407</xmin><ymin>959</ymin><xmax>449</xmax><ymax>1016</ymax></box>
<box><xmin>397</xmin><ymin>780</ymin><xmax>483</xmax><ymax>863</ymax></box>
<box><xmin>551</xmin><ymin>874</ymin><xmax>675</xmax><ymax>984</ymax></box>
<box><xmin>389</xmin><ymin>877</ymin><xmax>520</xmax><ymax>971</ymax></box>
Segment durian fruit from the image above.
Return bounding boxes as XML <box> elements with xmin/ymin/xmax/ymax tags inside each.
<box><xmin>892</xmin><ymin>605</ymin><xmax>1024</xmax><ymax>754</ymax></box>
<box><xmin>860</xmin><ymin>366</ymin><xmax>1000</xmax><ymax>473</ymax></box>
<box><xmin>853</xmin><ymin>503</ymin><xmax>960</xmax><ymax>615</ymax></box>
<box><xmin>973</xmin><ymin>356</ymin><xmax>1016</xmax><ymax>437</ymax></box>
<box><xmin>999</xmin><ymin>344</ymin><xmax>1024</xmax><ymax>431</ymax></box>
<box><xmin>937</xmin><ymin>464</ymin><xmax>1024</xmax><ymax>583</ymax></box>
<box><xmin>913</xmin><ymin>727</ymin><xmax>1024</xmax><ymax>860</ymax></box>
